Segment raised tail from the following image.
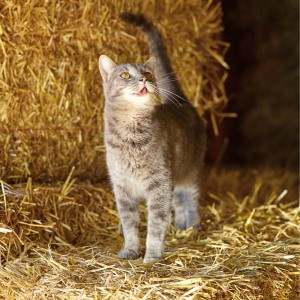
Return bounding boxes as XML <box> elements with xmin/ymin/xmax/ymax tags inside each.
<box><xmin>120</xmin><ymin>13</ymin><xmax>186</xmax><ymax>104</ymax></box>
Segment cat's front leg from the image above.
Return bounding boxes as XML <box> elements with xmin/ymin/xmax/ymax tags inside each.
<box><xmin>113</xmin><ymin>183</ymin><xmax>140</xmax><ymax>260</ymax></box>
<box><xmin>144</xmin><ymin>182</ymin><xmax>172</xmax><ymax>263</ymax></box>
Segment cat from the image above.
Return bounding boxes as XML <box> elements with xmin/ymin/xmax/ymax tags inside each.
<box><xmin>98</xmin><ymin>13</ymin><xmax>206</xmax><ymax>263</ymax></box>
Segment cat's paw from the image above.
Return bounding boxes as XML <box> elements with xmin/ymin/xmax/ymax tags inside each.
<box><xmin>174</xmin><ymin>220</ymin><xmax>187</xmax><ymax>230</ymax></box>
<box><xmin>143</xmin><ymin>256</ymin><xmax>161</xmax><ymax>263</ymax></box>
<box><xmin>118</xmin><ymin>248</ymin><xmax>139</xmax><ymax>260</ymax></box>
<box><xmin>193</xmin><ymin>223</ymin><xmax>202</xmax><ymax>232</ymax></box>
<box><xmin>174</xmin><ymin>221</ymin><xmax>202</xmax><ymax>231</ymax></box>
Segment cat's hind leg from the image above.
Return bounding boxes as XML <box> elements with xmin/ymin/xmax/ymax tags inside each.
<box><xmin>173</xmin><ymin>183</ymin><xmax>201</xmax><ymax>230</ymax></box>
<box><xmin>173</xmin><ymin>191</ymin><xmax>188</xmax><ymax>230</ymax></box>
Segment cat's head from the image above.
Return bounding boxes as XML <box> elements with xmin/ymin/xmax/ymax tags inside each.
<box><xmin>99</xmin><ymin>55</ymin><xmax>159</xmax><ymax>107</ymax></box>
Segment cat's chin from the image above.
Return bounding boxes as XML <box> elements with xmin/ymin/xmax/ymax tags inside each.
<box><xmin>128</xmin><ymin>94</ymin><xmax>154</xmax><ymax>105</ymax></box>
<box><xmin>121</xmin><ymin>91</ymin><xmax>158</xmax><ymax>107</ymax></box>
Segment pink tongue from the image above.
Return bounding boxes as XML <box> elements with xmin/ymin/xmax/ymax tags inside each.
<box><xmin>139</xmin><ymin>87</ymin><xmax>147</xmax><ymax>95</ymax></box>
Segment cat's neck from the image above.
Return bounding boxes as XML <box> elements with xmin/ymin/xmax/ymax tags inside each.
<box><xmin>104</xmin><ymin>103</ymin><xmax>157</xmax><ymax>138</ymax></box>
<box><xmin>104</xmin><ymin>101</ymin><xmax>157</xmax><ymax>123</ymax></box>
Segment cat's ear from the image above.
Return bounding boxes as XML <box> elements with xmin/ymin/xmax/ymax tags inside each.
<box><xmin>99</xmin><ymin>55</ymin><xmax>117</xmax><ymax>82</ymax></box>
<box><xmin>144</xmin><ymin>57</ymin><xmax>156</xmax><ymax>71</ymax></box>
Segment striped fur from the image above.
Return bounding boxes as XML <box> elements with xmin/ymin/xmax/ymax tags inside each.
<box><xmin>98</xmin><ymin>14</ymin><xmax>206</xmax><ymax>263</ymax></box>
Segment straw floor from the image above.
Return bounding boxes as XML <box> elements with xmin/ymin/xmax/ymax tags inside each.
<box><xmin>1</xmin><ymin>167</ymin><xmax>299</xmax><ymax>299</ymax></box>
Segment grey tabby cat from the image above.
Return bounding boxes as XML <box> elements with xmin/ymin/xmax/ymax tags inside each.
<box><xmin>98</xmin><ymin>13</ymin><xmax>206</xmax><ymax>263</ymax></box>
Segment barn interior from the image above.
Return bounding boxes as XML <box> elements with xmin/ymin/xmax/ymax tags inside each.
<box><xmin>0</xmin><ymin>1</ymin><xmax>299</xmax><ymax>299</ymax></box>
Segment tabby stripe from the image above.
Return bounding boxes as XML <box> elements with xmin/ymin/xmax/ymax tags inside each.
<box><xmin>146</xmin><ymin>180</ymin><xmax>162</xmax><ymax>192</ymax></box>
<box><xmin>154</xmin><ymin>210</ymin><xmax>169</xmax><ymax>221</ymax></box>
<box><xmin>129</xmin><ymin>137</ymin><xmax>151</xmax><ymax>148</ymax></box>
<box><xmin>115</xmin><ymin>184</ymin><xmax>132</xmax><ymax>199</ymax></box>
<box><xmin>118</xmin><ymin>198</ymin><xmax>137</xmax><ymax>213</ymax></box>
<box><xmin>106</xmin><ymin>139</ymin><xmax>121</xmax><ymax>149</ymax></box>
<box><xmin>107</xmin><ymin>124</ymin><xmax>122</xmax><ymax>139</ymax></box>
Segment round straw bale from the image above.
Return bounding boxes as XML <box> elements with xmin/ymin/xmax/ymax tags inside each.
<box><xmin>0</xmin><ymin>0</ymin><xmax>228</xmax><ymax>183</ymax></box>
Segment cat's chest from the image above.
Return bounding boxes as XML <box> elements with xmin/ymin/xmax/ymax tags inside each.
<box><xmin>106</xmin><ymin>137</ymin><xmax>151</xmax><ymax>199</ymax></box>
<box><xmin>104</xmin><ymin>114</ymin><xmax>162</xmax><ymax>174</ymax></box>
<box><xmin>105</xmin><ymin>119</ymin><xmax>155</xmax><ymax>152</ymax></box>
<box><xmin>105</xmin><ymin>125</ymin><xmax>154</xmax><ymax>166</ymax></box>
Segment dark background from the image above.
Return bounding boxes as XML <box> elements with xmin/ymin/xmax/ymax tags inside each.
<box><xmin>210</xmin><ymin>0</ymin><xmax>299</xmax><ymax>171</ymax></box>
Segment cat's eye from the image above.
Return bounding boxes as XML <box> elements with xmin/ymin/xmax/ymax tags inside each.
<box><xmin>120</xmin><ymin>72</ymin><xmax>130</xmax><ymax>79</ymax></box>
<box><xmin>144</xmin><ymin>72</ymin><xmax>153</xmax><ymax>80</ymax></box>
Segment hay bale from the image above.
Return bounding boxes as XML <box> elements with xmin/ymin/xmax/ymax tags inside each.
<box><xmin>0</xmin><ymin>0</ymin><xmax>228</xmax><ymax>183</ymax></box>
<box><xmin>0</xmin><ymin>168</ymin><xmax>298</xmax><ymax>298</ymax></box>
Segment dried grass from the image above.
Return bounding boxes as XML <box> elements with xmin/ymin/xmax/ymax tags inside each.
<box><xmin>0</xmin><ymin>0</ymin><xmax>229</xmax><ymax>183</ymax></box>
<box><xmin>2</xmin><ymin>1</ymin><xmax>298</xmax><ymax>299</ymax></box>
<box><xmin>1</xmin><ymin>168</ymin><xmax>299</xmax><ymax>299</ymax></box>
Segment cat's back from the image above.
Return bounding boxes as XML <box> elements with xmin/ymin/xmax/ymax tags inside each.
<box><xmin>156</xmin><ymin>102</ymin><xmax>205</xmax><ymax>141</ymax></box>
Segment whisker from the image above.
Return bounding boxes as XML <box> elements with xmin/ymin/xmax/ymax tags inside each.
<box><xmin>156</xmin><ymin>71</ymin><xmax>176</xmax><ymax>80</ymax></box>
<box><xmin>156</xmin><ymin>91</ymin><xmax>181</xmax><ymax>108</ymax></box>
<box><xmin>157</xmin><ymin>87</ymin><xmax>188</xmax><ymax>103</ymax></box>
<box><xmin>156</xmin><ymin>88</ymin><xmax>182</xmax><ymax>108</ymax></box>
<box><xmin>156</xmin><ymin>78</ymin><xmax>179</xmax><ymax>84</ymax></box>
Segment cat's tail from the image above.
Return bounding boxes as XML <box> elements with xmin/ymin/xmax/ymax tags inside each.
<box><xmin>120</xmin><ymin>13</ymin><xmax>186</xmax><ymax>104</ymax></box>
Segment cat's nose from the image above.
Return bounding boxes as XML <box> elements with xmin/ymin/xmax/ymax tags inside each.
<box><xmin>139</xmin><ymin>77</ymin><xmax>147</xmax><ymax>83</ymax></box>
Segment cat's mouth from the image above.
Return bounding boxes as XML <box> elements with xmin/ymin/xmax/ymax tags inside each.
<box><xmin>138</xmin><ymin>87</ymin><xmax>148</xmax><ymax>96</ymax></box>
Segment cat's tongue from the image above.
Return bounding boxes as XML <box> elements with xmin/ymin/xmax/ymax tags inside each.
<box><xmin>139</xmin><ymin>87</ymin><xmax>147</xmax><ymax>95</ymax></box>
